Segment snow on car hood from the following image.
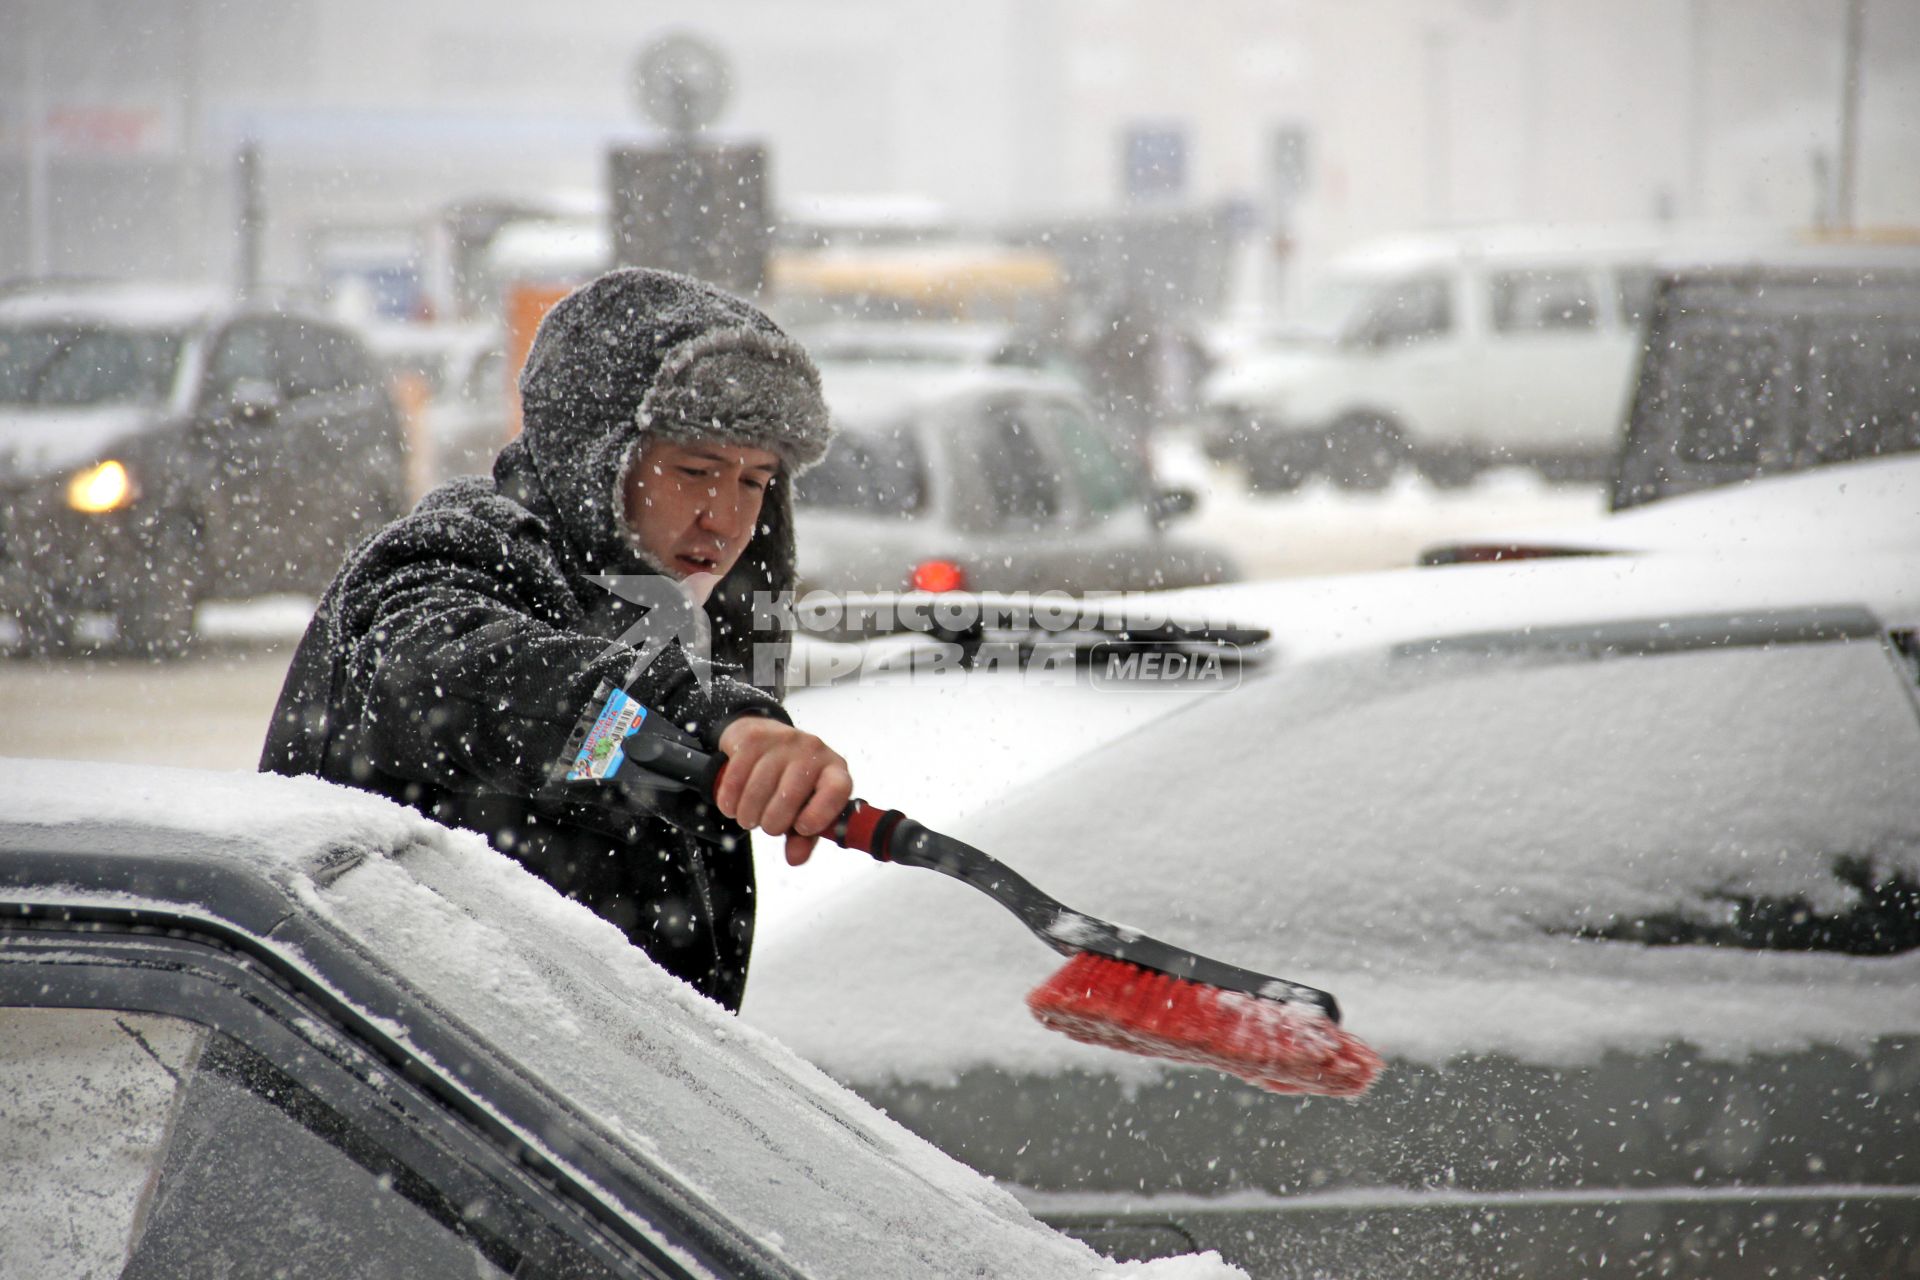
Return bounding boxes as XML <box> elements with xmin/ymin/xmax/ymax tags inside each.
<box><xmin>745</xmin><ymin>552</ymin><xmax>1920</xmax><ymax>1087</ymax></box>
<box><xmin>0</xmin><ymin>760</ymin><xmax>1240</xmax><ymax>1280</ymax></box>
<box><xmin>1435</xmin><ymin>454</ymin><xmax>1920</xmax><ymax>558</ymax></box>
<box><xmin>0</xmin><ymin>405</ymin><xmax>164</xmax><ymax>484</ymax></box>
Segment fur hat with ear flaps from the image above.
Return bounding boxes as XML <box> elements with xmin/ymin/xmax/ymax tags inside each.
<box><xmin>515</xmin><ymin>268</ymin><xmax>832</xmax><ymax>692</ymax></box>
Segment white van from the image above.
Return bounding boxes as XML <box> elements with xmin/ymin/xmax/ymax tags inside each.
<box><xmin>1200</xmin><ymin>226</ymin><xmax>1774</xmax><ymax>490</ymax></box>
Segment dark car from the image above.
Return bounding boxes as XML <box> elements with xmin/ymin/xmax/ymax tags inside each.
<box><xmin>0</xmin><ymin>283</ymin><xmax>407</xmax><ymax>655</ymax></box>
<box><xmin>1611</xmin><ymin>248</ymin><xmax>1920</xmax><ymax>509</ymax></box>
<box><xmin>0</xmin><ymin>760</ymin><xmax>1216</xmax><ymax>1279</ymax></box>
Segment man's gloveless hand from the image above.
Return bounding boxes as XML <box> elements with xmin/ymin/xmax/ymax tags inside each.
<box><xmin>714</xmin><ymin>717</ymin><xmax>854</xmax><ymax>866</ymax></box>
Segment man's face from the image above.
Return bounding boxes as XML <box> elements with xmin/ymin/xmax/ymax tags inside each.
<box><xmin>623</xmin><ymin>438</ymin><xmax>780</xmax><ymax>590</ymax></box>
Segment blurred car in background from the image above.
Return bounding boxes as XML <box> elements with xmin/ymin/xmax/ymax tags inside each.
<box><xmin>1199</xmin><ymin>227</ymin><xmax>1769</xmax><ymax>492</ymax></box>
<box><xmin>796</xmin><ymin>319</ymin><xmax>1076</xmax><ymax>377</ymax></box>
<box><xmin>746</xmin><ymin>549</ymin><xmax>1920</xmax><ymax>1277</ymax></box>
<box><xmin>0</xmin><ymin>283</ymin><xmax>406</xmax><ymax>656</ymax></box>
<box><xmin>361</xmin><ymin>320</ymin><xmax>511</xmax><ymax>490</ymax></box>
<box><xmin>795</xmin><ymin>364</ymin><xmax>1237</xmax><ymax>595</ymax></box>
<box><xmin>0</xmin><ymin>761</ymin><xmax>1206</xmax><ymax>1280</ymax></box>
<box><xmin>1610</xmin><ymin>248</ymin><xmax>1920</xmax><ymax>509</ymax></box>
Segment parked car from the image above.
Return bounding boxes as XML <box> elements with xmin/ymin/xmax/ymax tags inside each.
<box><xmin>0</xmin><ymin>283</ymin><xmax>407</xmax><ymax>656</ymax></box>
<box><xmin>1420</xmin><ymin>452</ymin><xmax>1920</xmax><ymax>566</ymax></box>
<box><xmin>1610</xmin><ymin>248</ymin><xmax>1920</xmax><ymax>509</ymax></box>
<box><xmin>1199</xmin><ymin>226</ymin><xmax>1774</xmax><ymax>491</ymax></box>
<box><xmin>795</xmin><ymin>364</ymin><xmax>1237</xmax><ymax>595</ymax></box>
<box><xmin>744</xmin><ymin>549</ymin><xmax>1920</xmax><ymax>1277</ymax></box>
<box><xmin>0</xmin><ymin>760</ymin><xmax>1240</xmax><ymax>1280</ymax></box>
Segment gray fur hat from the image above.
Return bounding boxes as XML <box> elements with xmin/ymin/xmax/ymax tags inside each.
<box><xmin>519</xmin><ymin>267</ymin><xmax>831</xmax><ymax>474</ymax></box>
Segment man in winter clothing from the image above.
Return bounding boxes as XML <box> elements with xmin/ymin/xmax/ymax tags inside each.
<box><xmin>262</xmin><ymin>268</ymin><xmax>849</xmax><ymax>1011</ymax></box>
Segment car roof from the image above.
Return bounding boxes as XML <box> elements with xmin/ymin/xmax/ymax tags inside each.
<box><xmin>0</xmin><ymin>762</ymin><xmax>1155</xmax><ymax>1280</ymax></box>
<box><xmin>0</xmin><ymin>280</ymin><xmax>350</xmax><ymax>333</ymax></box>
<box><xmin>799</xmin><ymin>319</ymin><xmax>1037</xmax><ymax>358</ymax></box>
<box><xmin>745</xmin><ymin>550</ymin><xmax>1920</xmax><ymax>1088</ymax></box>
<box><xmin>0</xmin><ymin>281</ymin><xmax>234</xmax><ymax>329</ymax></box>
<box><xmin>1648</xmin><ymin>241</ymin><xmax>1920</xmax><ymax>281</ymax></box>
<box><xmin>817</xmin><ymin>361</ymin><xmax>1083</xmax><ymax>429</ymax></box>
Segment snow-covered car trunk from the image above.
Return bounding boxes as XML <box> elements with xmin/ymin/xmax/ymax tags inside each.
<box><xmin>743</xmin><ymin>552</ymin><xmax>1920</xmax><ymax>1277</ymax></box>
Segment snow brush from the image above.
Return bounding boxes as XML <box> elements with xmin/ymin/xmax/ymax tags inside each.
<box><xmin>555</xmin><ymin>688</ymin><xmax>1383</xmax><ymax>1098</ymax></box>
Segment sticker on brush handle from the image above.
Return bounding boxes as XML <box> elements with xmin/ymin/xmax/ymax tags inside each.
<box><xmin>566</xmin><ymin>687</ymin><xmax>648</xmax><ymax>781</ymax></box>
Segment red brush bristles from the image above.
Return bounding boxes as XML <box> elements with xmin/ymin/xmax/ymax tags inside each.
<box><xmin>1025</xmin><ymin>951</ymin><xmax>1384</xmax><ymax>1098</ymax></box>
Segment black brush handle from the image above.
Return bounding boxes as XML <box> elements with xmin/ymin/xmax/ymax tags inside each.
<box><xmin>627</xmin><ymin>735</ymin><xmax>1340</xmax><ymax>1019</ymax></box>
<box><xmin>890</xmin><ymin>821</ymin><xmax>1338</xmax><ymax>1017</ymax></box>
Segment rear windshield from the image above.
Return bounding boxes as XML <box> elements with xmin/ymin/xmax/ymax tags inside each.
<box><xmin>1618</xmin><ymin>287</ymin><xmax>1920</xmax><ymax>506</ymax></box>
<box><xmin>1656</xmin><ymin>312</ymin><xmax>1920</xmax><ymax>468</ymax></box>
<box><xmin>1805</xmin><ymin>318</ymin><xmax>1920</xmax><ymax>463</ymax></box>
<box><xmin>0</xmin><ymin>324</ymin><xmax>184</xmax><ymax>407</ymax></box>
<box><xmin>793</xmin><ymin>423</ymin><xmax>928</xmax><ymax>514</ymax></box>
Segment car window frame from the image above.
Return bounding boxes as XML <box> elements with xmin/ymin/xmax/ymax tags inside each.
<box><xmin>1487</xmin><ymin>266</ymin><xmax>1603</xmax><ymax>335</ymax></box>
<box><xmin>0</xmin><ymin>922</ymin><xmax>680</xmax><ymax>1279</ymax></box>
<box><xmin>0</xmin><ymin>890</ymin><xmax>797</xmax><ymax>1280</ymax></box>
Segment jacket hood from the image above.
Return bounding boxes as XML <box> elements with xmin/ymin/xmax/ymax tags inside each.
<box><xmin>510</xmin><ymin>269</ymin><xmax>831</xmax><ymax>692</ymax></box>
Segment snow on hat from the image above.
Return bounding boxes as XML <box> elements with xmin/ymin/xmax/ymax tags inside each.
<box><xmin>519</xmin><ymin>267</ymin><xmax>831</xmax><ymax>475</ymax></box>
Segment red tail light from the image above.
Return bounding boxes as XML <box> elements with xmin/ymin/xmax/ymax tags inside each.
<box><xmin>909</xmin><ymin>559</ymin><xmax>968</xmax><ymax>593</ymax></box>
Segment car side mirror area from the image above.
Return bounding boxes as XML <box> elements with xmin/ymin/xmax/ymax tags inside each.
<box><xmin>218</xmin><ymin>378</ymin><xmax>283</xmax><ymax>426</ymax></box>
<box><xmin>1147</xmin><ymin>486</ymin><xmax>1197</xmax><ymax>527</ymax></box>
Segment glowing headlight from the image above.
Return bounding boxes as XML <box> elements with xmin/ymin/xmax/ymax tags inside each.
<box><xmin>66</xmin><ymin>460</ymin><xmax>137</xmax><ymax>513</ymax></box>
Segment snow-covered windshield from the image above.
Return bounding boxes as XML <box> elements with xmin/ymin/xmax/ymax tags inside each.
<box><xmin>0</xmin><ymin>324</ymin><xmax>184</xmax><ymax>408</ymax></box>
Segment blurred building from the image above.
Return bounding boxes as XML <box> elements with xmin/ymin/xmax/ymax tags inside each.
<box><xmin>3</xmin><ymin>0</ymin><xmax>1916</xmax><ymax>306</ymax></box>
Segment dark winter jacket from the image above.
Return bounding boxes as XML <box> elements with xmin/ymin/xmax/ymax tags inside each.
<box><xmin>262</xmin><ymin>270</ymin><xmax>832</xmax><ymax>1011</ymax></box>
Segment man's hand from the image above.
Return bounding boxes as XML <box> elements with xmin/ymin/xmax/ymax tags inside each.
<box><xmin>714</xmin><ymin>717</ymin><xmax>853</xmax><ymax>866</ymax></box>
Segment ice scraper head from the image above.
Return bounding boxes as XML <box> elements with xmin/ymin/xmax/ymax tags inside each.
<box><xmin>1025</xmin><ymin>951</ymin><xmax>1383</xmax><ymax>1098</ymax></box>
